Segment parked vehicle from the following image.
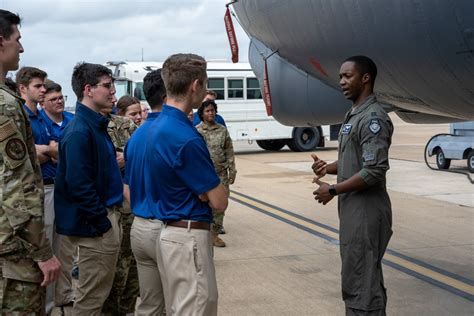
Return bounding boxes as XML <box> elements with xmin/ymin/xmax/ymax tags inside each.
<box><xmin>426</xmin><ymin>122</ymin><xmax>474</xmax><ymax>173</ymax></box>
<box><xmin>105</xmin><ymin>61</ymin><xmax>335</xmax><ymax>151</ymax></box>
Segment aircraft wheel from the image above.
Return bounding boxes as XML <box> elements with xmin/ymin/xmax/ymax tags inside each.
<box><xmin>256</xmin><ymin>140</ymin><xmax>286</xmax><ymax>151</ymax></box>
<box><xmin>436</xmin><ymin>149</ymin><xmax>451</xmax><ymax>170</ymax></box>
<box><xmin>287</xmin><ymin>127</ymin><xmax>320</xmax><ymax>152</ymax></box>
<box><xmin>467</xmin><ymin>151</ymin><xmax>474</xmax><ymax>173</ymax></box>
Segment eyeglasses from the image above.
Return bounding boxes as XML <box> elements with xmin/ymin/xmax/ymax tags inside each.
<box><xmin>94</xmin><ymin>81</ymin><xmax>115</xmax><ymax>90</ymax></box>
<box><xmin>47</xmin><ymin>95</ymin><xmax>67</xmax><ymax>103</ymax></box>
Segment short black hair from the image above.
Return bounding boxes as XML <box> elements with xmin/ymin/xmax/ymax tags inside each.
<box><xmin>344</xmin><ymin>55</ymin><xmax>377</xmax><ymax>86</ymax></box>
<box><xmin>44</xmin><ymin>79</ymin><xmax>62</xmax><ymax>94</ymax></box>
<box><xmin>143</xmin><ymin>69</ymin><xmax>166</xmax><ymax>110</ymax></box>
<box><xmin>0</xmin><ymin>9</ymin><xmax>21</xmax><ymax>39</ymax></box>
<box><xmin>71</xmin><ymin>62</ymin><xmax>112</xmax><ymax>101</ymax></box>
<box><xmin>197</xmin><ymin>100</ymin><xmax>218</xmax><ymax>121</ymax></box>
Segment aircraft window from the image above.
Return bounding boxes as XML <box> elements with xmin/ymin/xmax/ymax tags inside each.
<box><xmin>247</xmin><ymin>78</ymin><xmax>262</xmax><ymax>99</ymax></box>
<box><xmin>228</xmin><ymin>79</ymin><xmax>244</xmax><ymax>99</ymax></box>
<box><xmin>134</xmin><ymin>82</ymin><xmax>146</xmax><ymax>101</ymax></box>
<box><xmin>207</xmin><ymin>78</ymin><xmax>225</xmax><ymax>100</ymax></box>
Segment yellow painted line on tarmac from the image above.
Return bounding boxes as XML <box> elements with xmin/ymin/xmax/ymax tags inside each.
<box><xmin>230</xmin><ymin>190</ymin><xmax>474</xmax><ymax>297</ymax></box>
<box><xmin>382</xmin><ymin>253</ymin><xmax>474</xmax><ymax>295</ymax></box>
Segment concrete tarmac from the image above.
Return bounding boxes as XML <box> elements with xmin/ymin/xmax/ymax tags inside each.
<box><xmin>216</xmin><ymin>115</ymin><xmax>473</xmax><ymax>315</ymax></box>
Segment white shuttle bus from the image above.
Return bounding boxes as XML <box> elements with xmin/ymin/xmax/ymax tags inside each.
<box><xmin>105</xmin><ymin>61</ymin><xmax>330</xmax><ymax>151</ymax></box>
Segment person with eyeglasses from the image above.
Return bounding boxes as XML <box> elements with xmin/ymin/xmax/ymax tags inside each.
<box><xmin>40</xmin><ymin>80</ymin><xmax>73</xmax><ymax>142</ymax></box>
<box><xmin>55</xmin><ymin>62</ymin><xmax>123</xmax><ymax>315</ymax></box>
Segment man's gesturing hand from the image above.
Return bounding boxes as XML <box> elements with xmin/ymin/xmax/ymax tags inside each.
<box><xmin>311</xmin><ymin>154</ymin><xmax>327</xmax><ymax>179</ymax></box>
<box><xmin>312</xmin><ymin>178</ymin><xmax>334</xmax><ymax>205</ymax></box>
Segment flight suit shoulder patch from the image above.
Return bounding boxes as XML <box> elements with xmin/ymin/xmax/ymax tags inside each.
<box><xmin>363</xmin><ymin>153</ymin><xmax>375</xmax><ymax>162</ymax></box>
<box><xmin>368</xmin><ymin>119</ymin><xmax>381</xmax><ymax>134</ymax></box>
<box><xmin>0</xmin><ymin>120</ymin><xmax>16</xmax><ymax>141</ymax></box>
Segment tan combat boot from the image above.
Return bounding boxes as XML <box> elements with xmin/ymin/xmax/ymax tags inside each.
<box><xmin>212</xmin><ymin>231</ymin><xmax>226</xmax><ymax>247</ymax></box>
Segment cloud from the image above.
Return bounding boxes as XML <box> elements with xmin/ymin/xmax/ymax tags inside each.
<box><xmin>3</xmin><ymin>0</ymin><xmax>250</xmax><ymax>107</ymax></box>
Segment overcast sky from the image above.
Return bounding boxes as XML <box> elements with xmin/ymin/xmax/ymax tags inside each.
<box><xmin>3</xmin><ymin>0</ymin><xmax>250</xmax><ymax>107</ymax></box>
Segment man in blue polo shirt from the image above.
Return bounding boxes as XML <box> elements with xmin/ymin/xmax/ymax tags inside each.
<box><xmin>55</xmin><ymin>62</ymin><xmax>123</xmax><ymax>315</ymax></box>
<box><xmin>124</xmin><ymin>68</ymin><xmax>166</xmax><ymax>315</ymax></box>
<box><xmin>16</xmin><ymin>67</ymin><xmax>58</xmax><ymax>235</ymax></box>
<box><xmin>16</xmin><ymin>67</ymin><xmax>59</xmax><ymax>313</ymax></box>
<box><xmin>148</xmin><ymin>54</ymin><xmax>228</xmax><ymax>316</ymax></box>
<box><xmin>40</xmin><ymin>80</ymin><xmax>74</xmax><ymax>142</ymax></box>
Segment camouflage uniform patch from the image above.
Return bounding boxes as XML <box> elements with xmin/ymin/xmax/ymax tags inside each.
<box><xmin>5</xmin><ymin>138</ymin><xmax>26</xmax><ymax>161</ymax></box>
<box><xmin>196</xmin><ymin>122</ymin><xmax>237</xmax><ymax>232</ymax></box>
<box><xmin>102</xmin><ymin>114</ymin><xmax>139</xmax><ymax>314</ymax></box>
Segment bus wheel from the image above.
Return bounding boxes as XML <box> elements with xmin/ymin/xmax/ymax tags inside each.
<box><xmin>287</xmin><ymin>127</ymin><xmax>320</xmax><ymax>152</ymax></box>
<box><xmin>436</xmin><ymin>149</ymin><xmax>451</xmax><ymax>170</ymax></box>
<box><xmin>256</xmin><ymin>140</ymin><xmax>286</xmax><ymax>151</ymax></box>
<box><xmin>467</xmin><ymin>151</ymin><xmax>474</xmax><ymax>173</ymax></box>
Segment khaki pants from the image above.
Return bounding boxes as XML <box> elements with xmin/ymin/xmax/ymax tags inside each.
<box><xmin>44</xmin><ymin>184</ymin><xmax>60</xmax><ymax>312</ymax></box>
<box><xmin>67</xmin><ymin>210</ymin><xmax>122</xmax><ymax>316</ymax></box>
<box><xmin>158</xmin><ymin>224</ymin><xmax>218</xmax><ymax>316</ymax></box>
<box><xmin>130</xmin><ymin>216</ymin><xmax>165</xmax><ymax>315</ymax></box>
<box><xmin>54</xmin><ymin>234</ymin><xmax>76</xmax><ymax>306</ymax></box>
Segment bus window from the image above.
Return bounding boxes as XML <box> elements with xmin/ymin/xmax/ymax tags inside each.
<box><xmin>208</xmin><ymin>78</ymin><xmax>224</xmax><ymax>100</ymax></box>
<box><xmin>133</xmin><ymin>82</ymin><xmax>146</xmax><ymax>101</ymax></box>
<box><xmin>247</xmin><ymin>78</ymin><xmax>262</xmax><ymax>99</ymax></box>
<box><xmin>228</xmin><ymin>79</ymin><xmax>244</xmax><ymax>99</ymax></box>
<box><xmin>114</xmin><ymin>80</ymin><xmax>132</xmax><ymax>100</ymax></box>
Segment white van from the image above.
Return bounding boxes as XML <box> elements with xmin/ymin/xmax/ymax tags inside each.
<box><xmin>105</xmin><ymin>61</ymin><xmax>330</xmax><ymax>151</ymax></box>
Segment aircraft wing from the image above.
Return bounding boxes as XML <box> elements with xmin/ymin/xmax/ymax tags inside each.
<box><xmin>231</xmin><ymin>0</ymin><xmax>474</xmax><ymax>124</ymax></box>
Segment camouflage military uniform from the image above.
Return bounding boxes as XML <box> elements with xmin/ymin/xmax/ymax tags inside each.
<box><xmin>196</xmin><ymin>122</ymin><xmax>236</xmax><ymax>232</ymax></box>
<box><xmin>0</xmin><ymin>84</ymin><xmax>53</xmax><ymax>314</ymax></box>
<box><xmin>102</xmin><ymin>115</ymin><xmax>139</xmax><ymax>315</ymax></box>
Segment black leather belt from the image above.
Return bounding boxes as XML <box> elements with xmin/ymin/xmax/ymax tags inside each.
<box><xmin>166</xmin><ymin>220</ymin><xmax>210</xmax><ymax>231</ymax></box>
<box><xmin>43</xmin><ymin>178</ymin><xmax>55</xmax><ymax>185</ymax></box>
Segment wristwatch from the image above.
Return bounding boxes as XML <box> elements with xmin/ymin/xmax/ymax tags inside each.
<box><xmin>329</xmin><ymin>184</ymin><xmax>338</xmax><ymax>196</ymax></box>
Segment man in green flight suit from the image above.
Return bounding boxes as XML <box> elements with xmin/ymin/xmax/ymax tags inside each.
<box><xmin>312</xmin><ymin>56</ymin><xmax>393</xmax><ymax>315</ymax></box>
<box><xmin>0</xmin><ymin>9</ymin><xmax>61</xmax><ymax>314</ymax></box>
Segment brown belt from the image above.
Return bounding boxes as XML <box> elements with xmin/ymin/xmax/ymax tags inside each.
<box><xmin>166</xmin><ymin>220</ymin><xmax>210</xmax><ymax>231</ymax></box>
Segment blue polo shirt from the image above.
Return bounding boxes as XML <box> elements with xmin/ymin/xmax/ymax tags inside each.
<box><xmin>124</xmin><ymin>111</ymin><xmax>160</xmax><ymax>219</ymax></box>
<box><xmin>40</xmin><ymin>109</ymin><xmax>74</xmax><ymax>141</ymax></box>
<box><xmin>23</xmin><ymin>105</ymin><xmax>56</xmax><ymax>181</ymax></box>
<box><xmin>193</xmin><ymin>112</ymin><xmax>226</xmax><ymax>127</ymax></box>
<box><xmin>144</xmin><ymin>105</ymin><xmax>220</xmax><ymax>222</ymax></box>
